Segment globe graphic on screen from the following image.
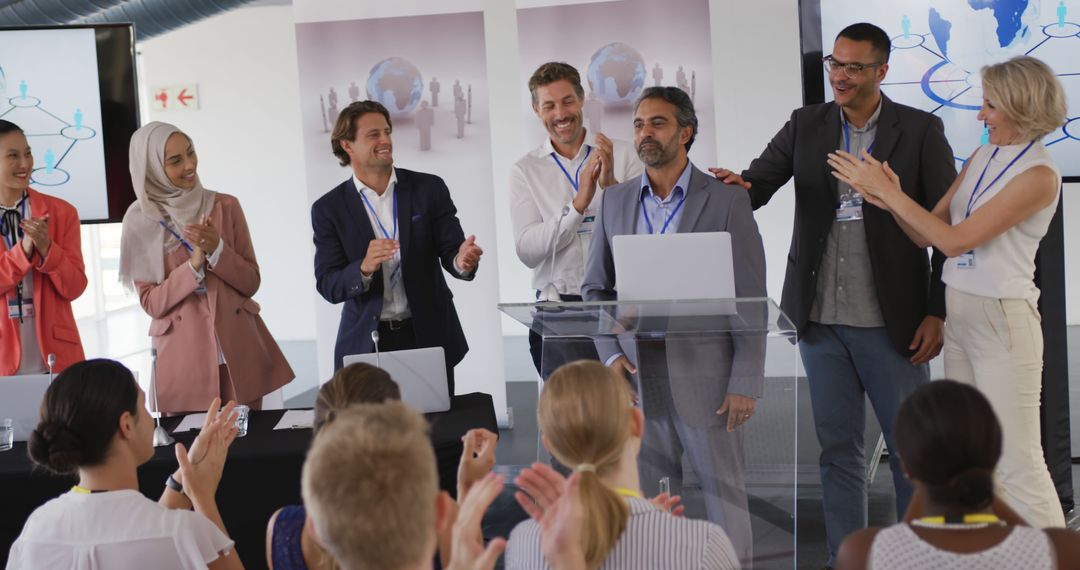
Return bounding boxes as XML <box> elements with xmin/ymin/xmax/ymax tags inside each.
<box><xmin>586</xmin><ymin>42</ymin><xmax>647</xmax><ymax>105</ymax></box>
<box><xmin>366</xmin><ymin>57</ymin><xmax>423</xmax><ymax>117</ymax></box>
<box><xmin>928</xmin><ymin>0</ymin><xmax>1040</xmax><ymax>75</ymax></box>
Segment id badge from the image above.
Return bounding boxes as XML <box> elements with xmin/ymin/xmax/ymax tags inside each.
<box><xmin>835</xmin><ymin>196</ymin><xmax>864</xmax><ymax>222</ymax></box>
<box><xmin>7</xmin><ymin>299</ymin><xmax>34</xmax><ymax>319</ymax></box>
<box><xmin>577</xmin><ymin>210</ymin><xmax>597</xmax><ymax>235</ymax></box>
<box><xmin>956</xmin><ymin>251</ymin><xmax>976</xmax><ymax>269</ymax></box>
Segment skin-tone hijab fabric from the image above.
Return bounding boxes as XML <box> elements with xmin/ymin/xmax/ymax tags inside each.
<box><xmin>119</xmin><ymin>122</ymin><xmax>215</xmax><ymax>290</ymax></box>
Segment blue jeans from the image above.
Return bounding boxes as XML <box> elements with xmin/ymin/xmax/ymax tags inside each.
<box><xmin>799</xmin><ymin>323</ymin><xmax>929</xmax><ymax>565</ymax></box>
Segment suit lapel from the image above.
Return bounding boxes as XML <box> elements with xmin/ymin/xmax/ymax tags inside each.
<box><xmin>395</xmin><ymin>170</ymin><xmax>413</xmax><ymax>263</ymax></box>
<box><xmin>675</xmin><ymin>166</ymin><xmax>710</xmax><ymax>233</ymax></box>
<box><xmin>871</xmin><ymin>95</ymin><xmax>900</xmax><ymax>165</ymax></box>
<box><xmin>342</xmin><ymin>178</ymin><xmax>376</xmax><ymax>259</ymax></box>
<box><xmin>820</xmin><ymin>103</ymin><xmax>842</xmax><ymax>201</ymax></box>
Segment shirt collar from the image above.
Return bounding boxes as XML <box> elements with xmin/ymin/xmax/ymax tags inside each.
<box><xmin>640</xmin><ymin>159</ymin><xmax>693</xmax><ymax>202</ymax></box>
<box><xmin>538</xmin><ymin>129</ymin><xmax>596</xmax><ymax>161</ymax></box>
<box><xmin>840</xmin><ymin>97</ymin><xmax>883</xmax><ymax>132</ymax></box>
<box><xmin>353</xmin><ymin>168</ymin><xmax>398</xmax><ymax>198</ymax></box>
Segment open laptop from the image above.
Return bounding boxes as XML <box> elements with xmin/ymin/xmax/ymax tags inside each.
<box><xmin>613</xmin><ymin>232</ymin><xmax>736</xmax><ymax>316</ymax></box>
<box><xmin>0</xmin><ymin>374</ymin><xmax>50</xmax><ymax>442</ymax></box>
<box><xmin>343</xmin><ymin>347</ymin><xmax>451</xmax><ymax>413</ymax></box>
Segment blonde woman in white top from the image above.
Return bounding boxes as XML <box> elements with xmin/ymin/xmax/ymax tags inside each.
<box><xmin>505</xmin><ymin>360</ymin><xmax>739</xmax><ymax>569</ymax></box>
<box><xmin>827</xmin><ymin>55</ymin><xmax>1068</xmax><ymax>528</ymax></box>
<box><xmin>8</xmin><ymin>359</ymin><xmax>243</xmax><ymax>570</ymax></box>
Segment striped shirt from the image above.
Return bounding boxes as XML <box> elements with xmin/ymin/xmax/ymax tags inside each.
<box><xmin>504</xmin><ymin>497</ymin><xmax>740</xmax><ymax>569</ymax></box>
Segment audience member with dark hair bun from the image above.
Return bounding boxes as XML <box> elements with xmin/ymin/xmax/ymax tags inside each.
<box><xmin>9</xmin><ymin>359</ymin><xmax>246</xmax><ymax>570</ymax></box>
<box><xmin>837</xmin><ymin>380</ymin><xmax>1080</xmax><ymax>569</ymax></box>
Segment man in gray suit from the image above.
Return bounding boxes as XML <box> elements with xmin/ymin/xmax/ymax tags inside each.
<box><xmin>582</xmin><ymin>86</ymin><xmax>767</xmax><ymax>562</ymax></box>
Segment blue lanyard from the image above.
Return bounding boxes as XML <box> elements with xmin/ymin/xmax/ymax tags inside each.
<box><xmin>0</xmin><ymin>193</ymin><xmax>28</xmax><ymax>250</ymax></box>
<box><xmin>640</xmin><ymin>190</ymin><xmax>687</xmax><ymax>235</ymax></box>
<box><xmin>842</xmin><ymin>120</ymin><xmax>875</xmax><ymax>157</ymax></box>
<box><xmin>158</xmin><ymin>220</ymin><xmax>194</xmax><ymax>252</ymax></box>
<box><xmin>550</xmin><ymin>145</ymin><xmax>592</xmax><ymax>193</ymax></box>
<box><xmin>359</xmin><ymin>189</ymin><xmax>398</xmax><ymax>240</ymax></box>
<box><xmin>964</xmin><ymin>142</ymin><xmax>1035</xmax><ymax>219</ymax></box>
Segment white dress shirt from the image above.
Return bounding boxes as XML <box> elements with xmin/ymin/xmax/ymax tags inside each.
<box><xmin>7</xmin><ymin>489</ymin><xmax>233</xmax><ymax>570</ymax></box>
<box><xmin>354</xmin><ymin>170</ymin><xmax>411</xmax><ymax>321</ymax></box>
<box><xmin>509</xmin><ymin>130</ymin><xmax>643</xmax><ymax>296</ymax></box>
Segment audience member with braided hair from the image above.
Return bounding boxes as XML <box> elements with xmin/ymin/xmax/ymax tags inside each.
<box><xmin>505</xmin><ymin>360</ymin><xmax>739</xmax><ymax>569</ymax></box>
<box><xmin>8</xmin><ymin>359</ymin><xmax>243</xmax><ymax>570</ymax></box>
<box><xmin>837</xmin><ymin>380</ymin><xmax>1080</xmax><ymax>569</ymax></box>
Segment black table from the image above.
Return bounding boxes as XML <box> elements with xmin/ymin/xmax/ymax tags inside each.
<box><xmin>0</xmin><ymin>393</ymin><xmax>497</xmax><ymax>570</ymax></box>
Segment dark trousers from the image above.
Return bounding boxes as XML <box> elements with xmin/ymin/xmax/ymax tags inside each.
<box><xmin>378</xmin><ymin>318</ymin><xmax>455</xmax><ymax>395</ymax></box>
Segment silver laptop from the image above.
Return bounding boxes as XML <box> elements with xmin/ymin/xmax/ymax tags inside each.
<box><xmin>0</xmin><ymin>374</ymin><xmax>50</xmax><ymax>442</ymax></box>
<box><xmin>613</xmin><ymin>232</ymin><xmax>736</xmax><ymax>316</ymax></box>
<box><xmin>342</xmin><ymin>347</ymin><xmax>450</xmax><ymax>413</ymax></box>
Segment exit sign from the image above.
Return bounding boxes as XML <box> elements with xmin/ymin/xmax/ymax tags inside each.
<box><xmin>152</xmin><ymin>85</ymin><xmax>200</xmax><ymax>111</ymax></box>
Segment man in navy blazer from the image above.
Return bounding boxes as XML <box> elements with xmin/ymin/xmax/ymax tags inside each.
<box><xmin>311</xmin><ymin>100</ymin><xmax>483</xmax><ymax>394</ymax></box>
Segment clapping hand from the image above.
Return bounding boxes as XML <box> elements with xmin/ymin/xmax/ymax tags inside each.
<box><xmin>446</xmin><ymin>473</ymin><xmax>507</xmax><ymax>570</ymax></box>
<box><xmin>19</xmin><ymin>215</ymin><xmax>50</xmax><ymax>257</ymax></box>
<box><xmin>827</xmin><ymin>150</ymin><xmax>901</xmax><ymax>210</ymax></box>
<box><xmin>594</xmin><ymin>132</ymin><xmax>617</xmax><ymax>188</ymax></box>
<box><xmin>457</xmin><ymin>428</ymin><xmax>498</xmax><ymax>500</ymax></box>
<box><xmin>537</xmin><ymin>473</ymin><xmax>587</xmax><ymax>570</ymax></box>
<box><xmin>175</xmin><ymin>398</ymin><xmax>238</xmax><ymax>504</ymax></box>
<box><xmin>183</xmin><ymin>215</ymin><xmax>221</xmax><ymax>255</ymax></box>
<box><xmin>456</xmin><ymin>235</ymin><xmax>483</xmax><ymax>273</ymax></box>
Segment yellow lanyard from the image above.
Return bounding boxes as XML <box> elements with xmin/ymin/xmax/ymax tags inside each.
<box><xmin>917</xmin><ymin>514</ymin><xmax>1001</xmax><ymax>525</ymax></box>
<box><xmin>70</xmin><ymin>485</ymin><xmax>95</xmax><ymax>494</ymax></box>
<box><xmin>614</xmin><ymin>487</ymin><xmax>643</xmax><ymax>499</ymax></box>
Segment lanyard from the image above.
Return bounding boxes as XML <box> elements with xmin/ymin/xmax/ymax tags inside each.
<box><xmin>359</xmin><ymin>189</ymin><xmax>398</xmax><ymax>240</ymax></box>
<box><xmin>614</xmin><ymin>487</ymin><xmax>644</xmax><ymax>499</ymax></box>
<box><xmin>158</xmin><ymin>220</ymin><xmax>194</xmax><ymax>253</ymax></box>
<box><xmin>842</xmin><ymin>120</ymin><xmax>875</xmax><ymax>157</ymax></box>
<box><xmin>0</xmin><ymin>193</ymin><xmax>28</xmax><ymax>250</ymax></box>
<box><xmin>964</xmin><ymin>142</ymin><xmax>1035</xmax><ymax>219</ymax></box>
<box><xmin>640</xmin><ymin>190</ymin><xmax>687</xmax><ymax>235</ymax></box>
<box><xmin>550</xmin><ymin>145</ymin><xmax>592</xmax><ymax>194</ymax></box>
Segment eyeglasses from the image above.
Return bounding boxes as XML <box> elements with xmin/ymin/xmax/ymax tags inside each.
<box><xmin>822</xmin><ymin>56</ymin><xmax>885</xmax><ymax>78</ymax></box>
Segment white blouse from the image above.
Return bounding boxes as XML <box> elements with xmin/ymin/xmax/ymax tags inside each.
<box><xmin>6</xmin><ymin>490</ymin><xmax>233</xmax><ymax>570</ymax></box>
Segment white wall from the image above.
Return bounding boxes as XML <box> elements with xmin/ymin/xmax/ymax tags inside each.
<box><xmin>138</xmin><ymin>6</ymin><xmax>315</xmax><ymax>345</ymax></box>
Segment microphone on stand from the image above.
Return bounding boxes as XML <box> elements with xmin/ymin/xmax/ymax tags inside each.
<box><xmin>150</xmin><ymin>348</ymin><xmax>174</xmax><ymax>447</ymax></box>
<box><xmin>47</xmin><ymin>354</ymin><xmax>55</xmax><ymax>382</ymax></box>
<box><xmin>539</xmin><ymin>205</ymin><xmax>572</xmax><ymax>302</ymax></box>
<box><xmin>371</xmin><ymin>330</ymin><xmax>381</xmax><ymax>369</ymax></box>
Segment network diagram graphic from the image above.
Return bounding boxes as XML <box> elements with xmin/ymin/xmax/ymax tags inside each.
<box><xmin>868</xmin><ymin>7</ymin><xmax>1079</xmax><ymax>168</ymax></box>
<box><xmin>0</xmin><ymin>80</ymin><xmax>97</xmax><ymax>187</ymax></box>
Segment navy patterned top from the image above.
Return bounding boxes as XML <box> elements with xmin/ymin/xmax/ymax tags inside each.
<box><xmin>271</xmin><ymin>505</ymin><xmax>308</xmax><ymax>570</ymax></box>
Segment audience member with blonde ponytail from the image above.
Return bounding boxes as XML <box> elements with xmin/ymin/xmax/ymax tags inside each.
<box><xmin>505</xmin><ymin>360</ymin><xmax>740</xmax><ymax>569</ymax></box>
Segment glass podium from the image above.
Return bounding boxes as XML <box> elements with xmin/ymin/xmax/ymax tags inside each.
<box><xmin>500</xmin><ymin>297</ymin><xmax>801</xmax><ymax>568</ymax></box>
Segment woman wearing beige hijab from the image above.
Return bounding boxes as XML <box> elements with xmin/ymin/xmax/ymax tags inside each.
<box><xmin>120</xmin><ymin>122</ymin><xmax>292</xmax><ymax>413</ymax></box>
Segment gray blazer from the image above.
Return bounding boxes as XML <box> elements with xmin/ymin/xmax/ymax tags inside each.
<box><xmin>582</xmin><ymin>164</ymin><xmax>768</xmax><ymax>426</ymax></box>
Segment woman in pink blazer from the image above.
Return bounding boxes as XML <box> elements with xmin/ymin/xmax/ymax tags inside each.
<box><xmin>119</xmin><ymin>122</ymin><xmax>292</xmax><ymax>413</ymax></box>
<box><xmin>0</xmin><ymin>120</ymin><xmax>87</xmax><ymax>375</ymax></box>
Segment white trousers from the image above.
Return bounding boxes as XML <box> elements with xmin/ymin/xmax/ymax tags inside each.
<box><xmin>943</xmin><ymin>287</ymin><xmax>1065</xmax><ymax>527</ymax></box>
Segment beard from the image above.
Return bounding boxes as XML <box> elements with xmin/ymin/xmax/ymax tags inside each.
<box><xmin>637</xmin><ymin>136</ymin><xmax>680</xmax><ymax>168</ymax></box>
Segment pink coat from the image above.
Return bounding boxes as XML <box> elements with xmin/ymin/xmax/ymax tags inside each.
<box><xmin>137</xmin><ymin>193</ymin><xmax>292</xmax><ymax>413</ymax></box>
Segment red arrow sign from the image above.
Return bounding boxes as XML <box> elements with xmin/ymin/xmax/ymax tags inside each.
<box><xmin>177</xmin><ymin>89</ymin><xmax>194</xmax><ymax>106</ymax></box>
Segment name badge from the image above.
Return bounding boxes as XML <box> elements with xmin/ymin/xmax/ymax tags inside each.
<box><xmin>956</xmin><ymin>251</ymin><xmax>976</xmax><ymax>269</ymax></box>
<box><xmin>835</xmin><ymin>196</ymin><xmax>864</xmax><ymax>222</ymax></box>
<box><xmin>7</xmin><ymin>299</ymin><xmax>34</xmax><ymax>319</ymax></box>
<box><xmin>577</xmin><ymin>211</ymin><xmax>597</xmax><ymax>235</ymax></box>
